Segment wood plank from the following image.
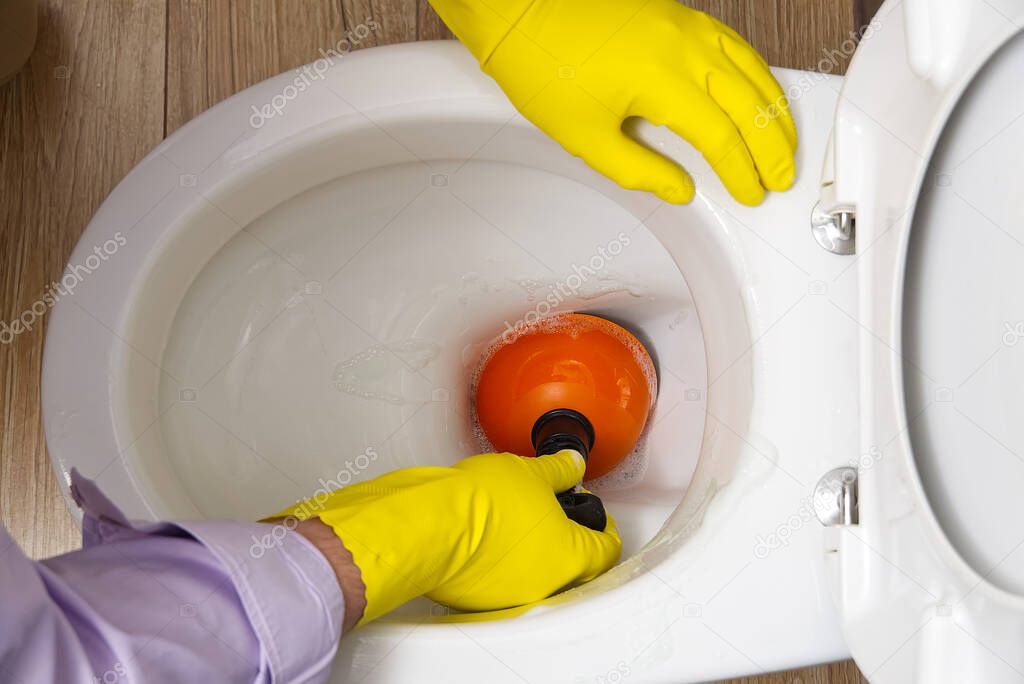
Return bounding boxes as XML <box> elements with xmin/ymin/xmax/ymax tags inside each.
<box><xmin>167</xmin><ymin>0</ymin><xmax>359</xmax><ymax>133</ymax></box>
<box><xmin>347</xmin><ymin>0</ymin><xmax>416</xmax><ymax>44</ymax></box>
<box><xmin>417</xmin><ymin>0</ymin><xmax>454</xmax><ymax>40</ymax></box>
<box><xmin>230</xmin><ymin>0</ymin><xmax>282</xmax><ymax>89</ymax></box>
<box><xmin>689</xmin><ymin>0</ymin><xmax>858</xmax><ymax>73</ymax></box>
<box><xmin>0</xmin><ymin>0</ymin><xmax>166</xmax><ymax>559</ymax></box>
<box><xmin>855</xmin><ymin>0</ymin><xmax>887</xmax><ymax>33</ymax></box>
<box><xmin>722</xmin><ymin>659</ymin><xmax>867</xmax><ymax>683</ymax></box>
<box><xmin>271</xmin><ymin>0</ymin><xmax>345</xmax><ymax>72</ymax></box>
<box><xmin>166</xmin><ymin>0</ymin><xmax>236</xmax><ymax>135</ymax></box>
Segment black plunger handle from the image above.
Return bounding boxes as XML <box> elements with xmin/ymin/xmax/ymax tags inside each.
<box><xmin>531</xmin><ymin>409</ymin><xmax>608</xmax><ymax>532</ymax></box>
<box><xmin>554</xmin><ymin>491</ymin><xmax>608</xmax><ymax>532</ymax></box>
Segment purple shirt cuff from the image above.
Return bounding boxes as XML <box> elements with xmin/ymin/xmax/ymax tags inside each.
<box><xmin>0</xmin><ymin>469</ymin><xmax>344</xmax><ymax>684</ymax></box>
<box><xmin>171</xmin><ymin>519</ymin><xmax>344</xmax><ymax>681</ymax></box>
<box><xmin>70</xmin><ymin>470</ymin><xmax>346</xmax><ymax>681</ymax></box>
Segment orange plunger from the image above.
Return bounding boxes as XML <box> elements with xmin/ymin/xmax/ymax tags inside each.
<box><xmin>474</xmin><ymin>313</ymin><xmax>658</xmax><ymax>528</ymax></box>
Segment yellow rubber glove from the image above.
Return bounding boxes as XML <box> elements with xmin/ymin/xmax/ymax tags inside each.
<box><xmin>272</xmin><ymin>450</ymin><xmax>620</xmax><ymax>624</ymax></box>
<box><xmin>429</xmin><ymin>0</ymin><xmax>797</xmax><ymax>205</ymax></box>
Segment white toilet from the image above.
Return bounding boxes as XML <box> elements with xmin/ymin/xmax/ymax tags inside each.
<box><xmin>41</xmin><ymin>0</ymin><xmax>1024</xmax><ymax>681</ymax></box>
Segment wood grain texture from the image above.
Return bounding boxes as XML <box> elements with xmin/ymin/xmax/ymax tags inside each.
<box><xmin>688</xmin><ymin>0</ymin><xmax>857</xmax><ymax>73</ymax></box>
<box><xmin>166</xmin><ymin>0</ymin><xmax>346</xmax><ymax>134</ymax></box>
<box><xmin>722</xmin><ymin>660</ymin><xmax>867</xmax><ymax>684</ymax></box>
<box><xmin>1</xmin><ymin>0</ymin><xmax>166</xmax><ymax>560</ymax></box>
<box><xmin>1</xmin><ymin>1</ymin><xmax>863</xmax><ymax>682</ymax></box>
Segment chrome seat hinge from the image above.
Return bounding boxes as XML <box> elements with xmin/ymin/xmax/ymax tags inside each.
<box><xmin>811</xmin><ymin>202</ymin><xmax>856</xmax><ymax>255</ymax></box>
<box><xmin>814</xmin><ymin>467</ymin><xmax>859</xmax><ymax>526</ymax></box>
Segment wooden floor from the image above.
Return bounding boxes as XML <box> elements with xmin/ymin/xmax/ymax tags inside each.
<box><xmin>0</xmin><ymin>2</ymin><xmax>866</xmax><ymax>682</ymax></box>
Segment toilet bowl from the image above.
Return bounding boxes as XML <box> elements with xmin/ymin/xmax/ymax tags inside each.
<box><xmin>40</xmin><ymin>0</ymin><xmax>1024</xmax><ymax>680</ymax></box>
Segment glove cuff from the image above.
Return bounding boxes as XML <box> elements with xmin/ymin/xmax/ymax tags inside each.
<box><xmin>428</xmin><ymin>0</ymin><xmax>537</xmax><ymax>63</ymax></box>
<box><xmin>328</xmin><ymin>522</ymin><xmax>437</xmax><ymax>624</ymax></box>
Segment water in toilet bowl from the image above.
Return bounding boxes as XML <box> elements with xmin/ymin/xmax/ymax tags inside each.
<box><xmin>154</xmin><ymin>159</ymin><xmax>707</xmax><ymax>572</ymax></box>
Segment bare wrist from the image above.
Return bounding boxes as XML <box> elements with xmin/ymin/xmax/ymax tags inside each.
<box><xmin>289</xmin><ymin>517</ymin><xmax>367</xmax><ymax>632</ymax></box>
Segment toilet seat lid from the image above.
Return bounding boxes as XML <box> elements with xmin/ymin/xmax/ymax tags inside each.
<box><xmin>825</xmin><ymin>2</ymin><xmax>1024</xmax><ymax>680</ymax></box>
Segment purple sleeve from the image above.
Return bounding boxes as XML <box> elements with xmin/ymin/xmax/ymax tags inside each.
<box><xmin>0</xmin><ymin>471</ymin><xmax>344</xmax><ymax>684</ymax></box>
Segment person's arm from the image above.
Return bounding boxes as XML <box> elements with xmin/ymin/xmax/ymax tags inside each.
<box><xmin>1</xmin><ymin>450</ymin><xmax>613</xmax><ymax>681</ymax></box>
<box><xmin>0</xmin><ymin>471</ymin><xmax>348</xmax><ymax>684</ymax></box>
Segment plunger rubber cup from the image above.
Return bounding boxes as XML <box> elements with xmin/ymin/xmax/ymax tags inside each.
<box><xmin>475</xmin><ymin>313</ymin><xmax>658</xmax><ymax>480</ymax></box>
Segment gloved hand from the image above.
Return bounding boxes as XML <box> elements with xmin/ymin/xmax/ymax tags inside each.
<box><xmin>429</xmin><ymin>0</ymin><xmax>797</xmax><ymax>205</ymax></box>
<box><xmin>272</xmin><ymin>450</ymin><xmax>620</xmax><ymax>624</ymax></box>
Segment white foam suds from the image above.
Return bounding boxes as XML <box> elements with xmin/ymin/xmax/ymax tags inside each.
<box><xmin>333</xmin><ymin>339</ymin><xmax>440</xmax><ymax>404</ymax></box>
<box><xmin>587</xmin><ymin>432</ymin><xmax>651</xmax><ymax>491</ymax></box>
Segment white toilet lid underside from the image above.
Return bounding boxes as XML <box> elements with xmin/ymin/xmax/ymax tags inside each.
<box><xmin>903</xmin><ymin>28</ymin><xmax>1024</xmax><ymax>599</ymax></box>
<box><xmin>827</xmin><ymin>1</ymin><xmax>1024</xmax><ymax>680</ymax></box>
